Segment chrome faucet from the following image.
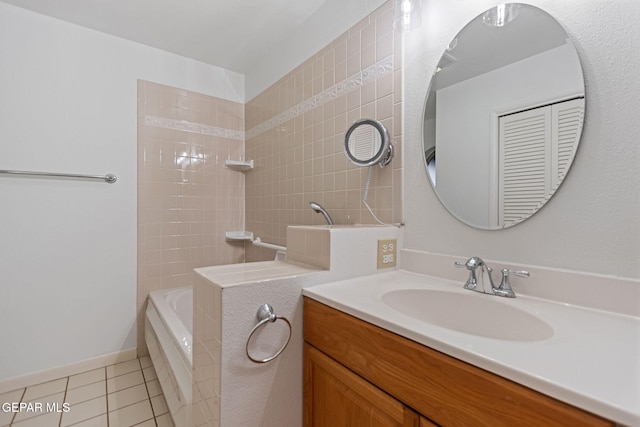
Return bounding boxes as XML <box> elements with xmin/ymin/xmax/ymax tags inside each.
<box><xmin>455</xmin><ymin>257</ymin><xmax>529</xmax><ymax>298</ymax></box>
<box><xmin>309</xmin><ymin>201</ymin><xmax>334</xmax><ymax>225</ymax></box>
<box><xmin>455</xmin><ymin>256</ymin><xmax>494</xmax><ymax>292</ymax></box>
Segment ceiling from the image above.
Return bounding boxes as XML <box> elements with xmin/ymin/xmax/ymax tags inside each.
<box><xmin>433</xmin><ymin>4</ymin><xmax>569</xmax><ymax>91</ymax></box>
<box><xmin>0</xmin><ymin>0</ymin><xmax>332</xmax><ymax>74</ymax></box>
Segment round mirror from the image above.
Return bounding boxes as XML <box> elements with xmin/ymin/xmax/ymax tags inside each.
<box><xmin>423</xmin><ymin>4</ymin><xmax>585</xmax><ymax>229</ymax></box>
<box><xmin>345</xmin><ymin>119</ymin><xmax>393</xmax><ymax>167</ymax></box>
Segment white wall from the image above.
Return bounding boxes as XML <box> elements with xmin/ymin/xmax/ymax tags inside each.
<box><xmin>404</xmin><ymin>0</ymin><xmax>640</xmax><ymax>278</ymax></box>
<box><xmin>244</xmin><ymin>0</ymin><xmax>387</xmax><ymax>100</ymax></box>
<box><xmin>0</xmin><ymin>2</ymin><xmax>244</xmax><ymax>381</ymax></box>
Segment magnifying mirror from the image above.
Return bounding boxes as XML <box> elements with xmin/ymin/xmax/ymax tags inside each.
<box><xmin>344</xmin><ymin>119</ymin><xmax>393</xmax><ymax>168</ymax></box>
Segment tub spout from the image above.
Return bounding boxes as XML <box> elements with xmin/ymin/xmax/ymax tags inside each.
<box><xmin>309</xmin><ymin>201</ymin><xmax>334</xmax><ymax>225</ymax></box>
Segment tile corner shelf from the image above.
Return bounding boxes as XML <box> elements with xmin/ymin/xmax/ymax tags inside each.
<box><xmin>225</xmin><ymin>160</ymin><xmax>254</xmax><ymax>171</ymax></box>
<box><xmin>225</xmin><ymin>231</ymin><xmax>254</xmax><ymax>241</ymax></box>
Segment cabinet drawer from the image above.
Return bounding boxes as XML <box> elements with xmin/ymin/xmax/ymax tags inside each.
<box><xmin>304</xmin><ymin>298</ymin><xmax>613</xmax><ymax>427</ymax></box>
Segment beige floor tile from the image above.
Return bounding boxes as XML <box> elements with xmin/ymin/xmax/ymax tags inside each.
<box><xmin>68</xmin><ymin>369</ymin><xmax>106</xmax><ymax>390</ymax></box>
<box><xmin>106</xmin><ymin>360</ymin><xmax>141</xmax><ymax>379</ymax></box>
<box><xmin>108</xmin><ymin>400</ymin><xmax>154</xmax><ymax>427</ymax></box>
<box><xmin>0</xmin><ymin>388</ymin><xmax>24</xmax><ymax>402</ymax></box>
<box><xmin>138</xmin><ymin>356</ymin><xmax>152</xmax><ymax>369</ymax></box>
<box><xmin>145</xmin><ymin>379</ymin><xmax>162</xmax><ymax>398</ymax></box>
<box><xmin>1</xmin><ymin>358</ymin><xmax>171</xmax><ymax>427</ymax></box>
<box><xmin>133</xmin><ymin>420</ymin><xmax>155</xmax><ymax>427</ymax></box>
<box><xmin>66</xmin><ymin>414</ymin><xmax>108</xmax><ymax>427</ymax></box>
<box><xmin>150</xmin><ymin>394</ymin><xmax>168</xmax><ymax>417</ymax></box>
<box><xmin>11</xmin><ymin>411</ymin><xmax>61</xmax><ymax>427</ymax></box>
<box><xmin>106</xmin><ymin>371</ymin><xmax>144</xmax><ymax>394</ymax></box>
<box><xmin>22</xmin><ymin>378</ymin><xmax>67</xmax><ymax>401</ymax></box>
<box><xmin>13</xmin><ymin>392</ymin><xmax>65</xmax><ymax>423</ymax></box>
<box><xmin>65</xmin><ymin>381</ymin><xmax>106</xmax><ymax>405</ymax></box>
<box><xmin>155</xmin><ymin>413</ymin><xmax>175</xmax><ymax>427</ymax></box>
<box><xmin>107</xmin><ymin>384</ymin><xmax>148</xmax><ymax>411</ymax></box>
<box><xmin>0</xmin><ymin>411</ymin><xmax>14</xmax><ymax>427</ymax></box>
<box><xmin>60</xmin><ymin>396</ymin><xmax>107</xmax><ymax>427</ymax></box>
<box><xmin>0</xmin><ymin>388</ymin><xmax>24</xmax><ymax>426</ymax></box>
<box><xmin>141</xmin><ymin>366</ymin><xmax>157</xmax><ymax>382</ymax></box>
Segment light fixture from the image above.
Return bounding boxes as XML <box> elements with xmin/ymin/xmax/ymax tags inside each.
<box><xmin>393</xmin><ymin>0</ymin><xmax>423</xmax><ymax>32</ymax></box>
<box><xmin>482</xmin><ymin>3</ymin><xmax>520</xmax><ymax>28</ymax></box>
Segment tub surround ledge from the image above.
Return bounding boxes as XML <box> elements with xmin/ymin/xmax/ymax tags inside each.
<box><xmin>146</xmin><ymin>287</ymin><xmax>193</xmax><ymax>427</ymax></box>
<box><xmin>192</xmin><ymin>260</ymin><xmax>324</xmax><ymax>427</ymax></box>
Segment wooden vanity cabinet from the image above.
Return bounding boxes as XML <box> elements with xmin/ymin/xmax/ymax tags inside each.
<box><xmin>303</xmin><ymin>297</ymin><xmax>613</xmax><ymax>427</ymax></box>
<box><xmin>304</xmin><ymin>343</ymin><xmax>432</xmax><ymax>426</ymax></box>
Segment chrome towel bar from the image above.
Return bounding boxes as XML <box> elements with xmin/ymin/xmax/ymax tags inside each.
<box><xmin>0</xmin><ymin>169</ymin><xmax>117</xmax><ymax>183</ymax></box>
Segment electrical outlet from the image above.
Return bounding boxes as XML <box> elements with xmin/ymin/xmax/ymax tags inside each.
<box><xmin>377</xmin><ymin>239</ymin><xmax>397</xmax><ymax>269</ymax></box>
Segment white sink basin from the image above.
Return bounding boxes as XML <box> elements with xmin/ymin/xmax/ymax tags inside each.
<box><xmin>382</xmin><ymin>289</ymin><xmax>554</xmax><ymax>341</ymax></box>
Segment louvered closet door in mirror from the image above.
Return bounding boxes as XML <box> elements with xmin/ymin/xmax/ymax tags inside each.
<box><xmin>552</xmin><ymin>98</ymin><xmax>585</xmax><ymax>186</ymax></box>
<box><xmin>498</xmin><ymin>98</ymin><xmax>584</xmax><ymax>228</ymax></box>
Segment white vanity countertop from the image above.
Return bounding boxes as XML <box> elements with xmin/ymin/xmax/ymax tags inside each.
<box><xmin>303</xmin><ymin>270</ymin><xmax>640</xmax><ymax>426</ymax></box>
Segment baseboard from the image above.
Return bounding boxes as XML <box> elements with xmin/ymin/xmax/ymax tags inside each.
<box><xmin>0</xmin><ymin>348</ymin><xmax>137</xmax><ymax>395</ymax></box>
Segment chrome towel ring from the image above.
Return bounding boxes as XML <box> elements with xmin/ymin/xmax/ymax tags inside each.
<box><xmin>246</xmin><ymin>304</ymin><xmax>292</xmax><ymax>364</ymax></box>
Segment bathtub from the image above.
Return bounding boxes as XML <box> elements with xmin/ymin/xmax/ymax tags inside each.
<box><xmin>145</xmin><ymin>286</ymin><xmax>192</xmax><ymax>427</ymax></box>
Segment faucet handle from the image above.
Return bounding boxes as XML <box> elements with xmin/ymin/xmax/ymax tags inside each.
<box><xmin>455</xmin><ymin>256</ymin><xmax>485</xmax><ymax>270</ymax></box>
<box><xmin>507</xmin><ymin>269</ymin><xmax>530</xmax><ymax>279</ymax></box>
<box><xmin>494</xmin><ymin>268</ymin><xmax>529</xmax><ymax>298</ymax></box>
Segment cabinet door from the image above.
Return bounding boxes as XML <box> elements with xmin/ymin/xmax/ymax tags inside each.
<box><xmin>420</xmin><ymin>417</ymin><xmax>439</xmax><ymax>427</ymax></box>
<box><xmin>304</xmin><ymin>343</ymin><xmax>423</xmax><ymax>427</ymax></box>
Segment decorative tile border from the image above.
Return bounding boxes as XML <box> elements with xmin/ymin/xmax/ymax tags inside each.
<box><xmin>246</xmin><ymin>54</ymin><xmax>394</xmax><ymax>140</ymax></box>
<box><xmin>144</xmin><ymin>115</ymin><xmax>244</xmax><ymax>141</ymax></box>
<box><xmin>144</xmin><ymin>54</ymin><xmax>394</xmax><ymax>143</ymax></box>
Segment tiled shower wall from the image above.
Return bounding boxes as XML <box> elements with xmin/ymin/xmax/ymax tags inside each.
<box><xmin>137</xmin><ymin>0</ymin><xmax>402</xmax><ymax>350</ymax></box>
<box><xmin>137</xmin><ymin>80</ymin><xmax>245</xmax><ymax>353</ymax></box>
<box><xmin>244</xmin><ymin>0</ymin><xmax>403</xmax><ymax>261</ymax></box>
